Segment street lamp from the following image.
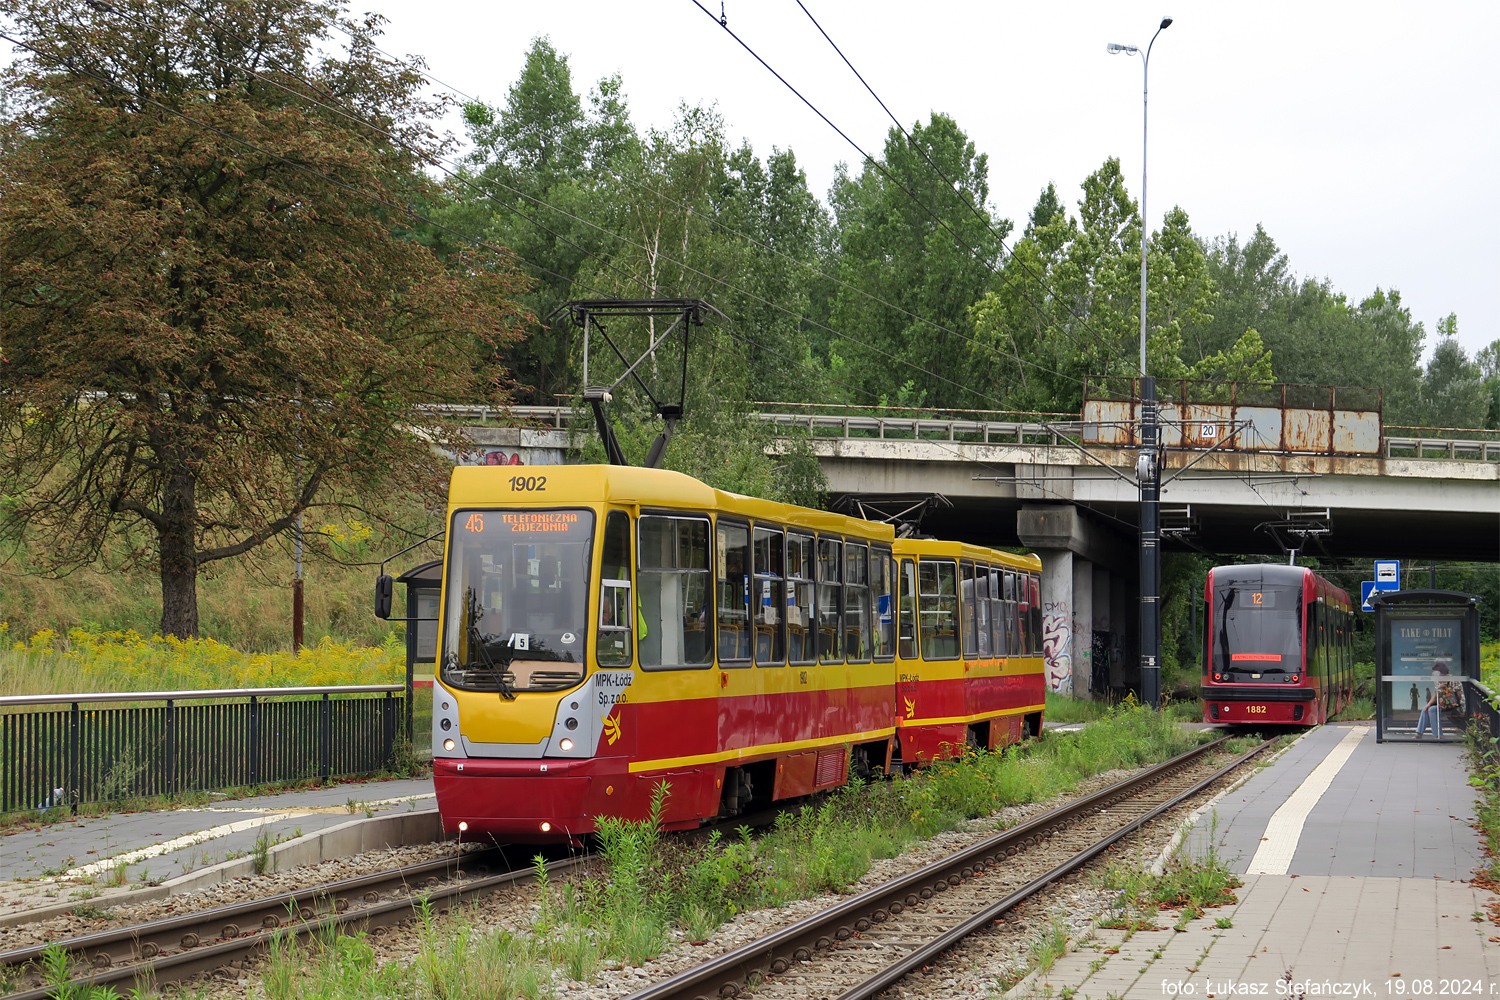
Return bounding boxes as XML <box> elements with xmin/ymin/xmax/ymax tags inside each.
<box><xmin>1109</xmin><ymin>16</ymin><xmax>1172</xmax><ymax>710</ymax></box>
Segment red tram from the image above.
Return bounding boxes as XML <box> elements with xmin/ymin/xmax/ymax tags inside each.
<box><xmin>1201</xmin><ymin>564</ymin><xmax>1354</xmax><ymax>725</ymax></box>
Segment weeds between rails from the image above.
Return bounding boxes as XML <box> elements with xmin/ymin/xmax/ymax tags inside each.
<box><xmin>252</xmin><ymin>707</ymin><xmax>1212</xmax><ymax>998</ymax></box>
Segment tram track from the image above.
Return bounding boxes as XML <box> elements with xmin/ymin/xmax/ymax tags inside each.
<box><xmin>2</xmin><ymin>739</ymin><xmax>1268</xmax><ymax>999</ymax></box>
<box><xmin>0</xmin><ymin>802</ymin><xmax>800</xmax><ymax>999</ymax></box>
<box><xmin>625</xmin><ymin>735</ymin><xmax>1274</xmax><ymax>1000</ymax></box>
<box><xmin>0</xmin><ymin>846</ymin><xmax>569</xmax><ymax>1000</ymax></box>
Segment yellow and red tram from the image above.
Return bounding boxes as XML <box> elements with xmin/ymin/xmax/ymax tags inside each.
<box><xmin>429</xmin><ymin>465</ymin><xmax>1044</xmax><ymax>843</ymax></box>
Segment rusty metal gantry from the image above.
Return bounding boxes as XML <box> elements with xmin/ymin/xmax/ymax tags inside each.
<box><xmin>549</xmin><ymin>299</ymin><xmax>725</xmax><ymax>469</ymax></box>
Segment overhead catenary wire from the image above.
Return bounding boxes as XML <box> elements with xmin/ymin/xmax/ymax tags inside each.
<box><xmin>303</xmin><ymin>5</ymin><xmax>1101</xmax><ymax>395</ymax></box>
<box><xmin>691</xmin><ymin>0</ymin><xmax>1123</xmax><ymax>368</ymax></box>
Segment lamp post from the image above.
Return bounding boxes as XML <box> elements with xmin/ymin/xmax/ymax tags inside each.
<box><xmin>1109</xmin><ymin>16</ymin><xmax>1172</xmax><ymax>710</ymax></box>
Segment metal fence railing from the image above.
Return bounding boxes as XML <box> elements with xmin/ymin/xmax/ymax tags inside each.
<box><xmin>1467</xmin><ymin>680</ymin><xmax>1500</xmax><ymax>745</ymax></box>
<box><xmin>418</xmin><ymin>403</ymin><xmax>1500</xmax><ymax>463</ymax></box>
<box><xmin>0</xmin><ymin>685</ymin><xmax>403</xmax><ymax>815</ymax></box>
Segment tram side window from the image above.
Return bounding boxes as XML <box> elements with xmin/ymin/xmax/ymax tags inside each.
<box><xmin>844</xmin><ymin>543</ymin><xmax>871</xmax><ymax>663</ymax></box>
<box><xmin>960</xmin><ymin>560</ymin><xmax>979</xmax><ymax>658</ymax></box>
<box><xmin>1017</xmin><ymin>570</ymin><xmax>1032</xmax><ymax>655</ymax></box>
<box><xmin>975</xmin><ymin>565</ymin><xmax>991</xmax><ymax>658</ymax></box>
<box><xmin>987</xmin><ymin>569</ymin><xmax>1005</xmax><ymax>657</ymax></box>
<box><xmin>1028</xmin><ymin>575</ymin><xmax>1043</xmax><ymax>655</ymax></box>
<box><xmin>787</xmin><ymin>532</ymin><xmax>815</xmax><ymax>664</ymax></box>
<box><xmin>597</xmin><ymin>510</ymin><xmax>633</xmax><ymax>667</ymax></box>
<box><xmin>918</xmin><ymin>559</ymin><xmax>959</xmax><ymax>660</ymax></box>
<box><xmin>716</xmin><ymin>521</ymin><xmax>751</xmax><ymax>664</ymax></box>
<box><xmin>1003</xmin><ymin>572</ymin><xmax>1018</xmax><ymax>656</ymax></box>
<box><xmin>898</xmin><ymin>559</ymin><xmax>918</xmax><ymax>658</ymax></box>
<box><xmin>637</xmin><ymin>515</ymin><xmax>712</xmax><ymax>670</ymax></box>
<box><xmin>753</xmin><ymin>526</ymin><xmax>786</xmax><ymax>665</ymax></box>
<box><xmin>816</xmin><ymin>537</ymin><xmax>843</xmax><ymax>663</ymax></box>
<box><xmin>872</xmin><ymin>548</ymin><xmax>895</xmax><ymax>660</ymax></box>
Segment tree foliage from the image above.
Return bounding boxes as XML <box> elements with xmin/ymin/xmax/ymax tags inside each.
<box><xmin>0</xmin><ymin>0</ymin><xmax>531</xmax><ymax>637</ymax></box>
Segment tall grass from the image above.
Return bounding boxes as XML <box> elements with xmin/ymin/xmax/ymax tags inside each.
<box><xmin>0</xmin><ymin>515</ymin><xmax>434</xmax><ymax>652</ymax></box>
<box><xmin>572</xmin><ymin>706</ymin><xmax>1202</xmax><ymax>958</ymax></box>
<box><xmin>1464</xmin><ymin>719</ymin><xmax>1500</xmax><ymax>886</ymax></box>
<box><xmin>252</xmin><ymin>706</ymin><xmax>1210</xmax><ymax>992</ymax></box>
<box><xmin>0</xmin><ymin>625</ymin><xmax>404</xmax><ymax>698</ymax></box>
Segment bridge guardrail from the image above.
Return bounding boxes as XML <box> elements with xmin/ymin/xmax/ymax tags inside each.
<box><xmin>0</xmin><ymin>685</ymin><xmax>403</xmax><ymax>815</ymax></box>
<box><xmin>423</xmin><ymin>405</ymin><xmax>1500</xmax><ymax>463</ymax></box>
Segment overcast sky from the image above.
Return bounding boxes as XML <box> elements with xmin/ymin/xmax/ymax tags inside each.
<box><xmin>374</xmin><ymin>2</ymin><xmax>1493</xmax><ymax>360</ymax></box>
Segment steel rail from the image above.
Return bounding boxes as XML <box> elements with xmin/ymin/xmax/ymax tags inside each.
<box><xmin>0</xmin><ymin>847</ymin><xmax>577</xmax><ymax>1000</ymax></box>
<box><xmin>1</xmin><ymin>802</ymin><xmax>798</xmax><ymax>999</ymax></box>
<box><xmin>627</xmin><ymin>735</ymin><xmax>1272</xmax><ymax>1000</ymax></box>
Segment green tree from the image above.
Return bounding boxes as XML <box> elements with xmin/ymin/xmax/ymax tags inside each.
<box><xmin>0</xmin><ymin>0</ymin><xmax>529</xmax><ymax>637</ymax></box>
<box><xmin>968</xmin><ymin>162</ymin><xmax>1269</xmax><ymax>412</ymax></box>
<box><xmin>1419</xmin><ymin>315</ymin><xmax>1489</xmax><ymax>428</ymax></box>
<box><xmin>442</xmin><ymin>36</ymin><xmax>634</xmax><ymax>403</ymax></box>
<box><xmin>1476</xmin><ymin>338</ymin><xmax>1500</xmax><ymax>429</ymax></box>
<box><xmin>1197</xmin><ymin>227</ymin><xmax>1425</xmax><ymax>420</ymax></box>
<box><xmin>827</xmin><ymin>113</ymin><xmax>1011</xmax><ymax>408</ymax></box>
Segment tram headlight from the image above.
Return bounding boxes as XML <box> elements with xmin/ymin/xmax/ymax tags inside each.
<box><xmin>559</xmin><ymin>738</ymin><xmax>574</xmax><ymax>751</ymax></box>
<box><xmin>443</xmin><ymin>738</ymin><xmax>456</xmax><ymax>752</ymax></box>
<box><xmin>440</xmin><ymin>718</ymin><xmax>452</xmax><ymax>731</ymax></box>
<box><xmin>540</xmin><ymin>822</ymin><xmax>551</xmax><ymax>833</ymax></box>
<box><xmin>565</xmin><ymin>717</ymin><xmax>578</xmax><ymax>730</ymax></box>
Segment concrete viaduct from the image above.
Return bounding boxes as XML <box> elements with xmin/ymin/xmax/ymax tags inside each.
<box><xmin>458</xmin><ymin>402</ymin><xmax>1500</xmax><ymax>700</ymax></box>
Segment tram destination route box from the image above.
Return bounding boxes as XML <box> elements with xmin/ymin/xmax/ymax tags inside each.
<box><xmin>1371</xmin><ymin>589</ymin><xmax>1481</xmax><ymax>744</ymax></box>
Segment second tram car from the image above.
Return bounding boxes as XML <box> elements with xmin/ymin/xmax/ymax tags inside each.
<box><xmin>1201</xmin><ymin>564</ymin><xmax>1354</xmax><ymax>725</ymax></box>
<box><xmin>424</xmin><ymin>464</ymin><xmax>1046</xmax><ymax>843</ymax></box>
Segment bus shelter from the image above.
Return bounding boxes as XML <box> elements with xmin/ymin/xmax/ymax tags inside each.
<box><xmin>396</xmin><ymin>559</ymin><xmax>442</xmax><ymax>742</ymax></box>
<box><xmin>1373</xmin><ymin>590</ymin><xmax>1481</xmax><ymax>744</ymax></box>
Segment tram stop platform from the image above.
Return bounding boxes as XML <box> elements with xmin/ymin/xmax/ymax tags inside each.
<box><xmin>0</xmin><ymin>775</ymin><xmax>437</xmax><ymax>924</ymax></box>
<box><xmin>1008</xmin><ymin>722</ymin><xmax>1500</xmax><ymax>998</ymax></box>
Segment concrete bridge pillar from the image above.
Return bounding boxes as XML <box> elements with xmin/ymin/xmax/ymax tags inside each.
<box><xmin>1018</xmin><ymin>504</ymin><xmax>1136</xmax><ymax>699</ymax></box>
<box><xmin>1038</xmin><ymin>550</ymin><xmax>1074</xmax><ymax>694</ymax></box>
<box><xmin>1092</xmin><ymin>566</ymin><xmax>1112</xmax><ymax>695</ymax></box>
<box><xmin>1071</xmin><ymin>558</ymin><xmax>1093</xmax><ymax>699</ymax></box>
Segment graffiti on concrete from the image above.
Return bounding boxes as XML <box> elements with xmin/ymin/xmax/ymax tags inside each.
<box><xmin>1042</xmin><ymin>600</ymin><xmax>1072</xmax><ymax>693</ymax></box>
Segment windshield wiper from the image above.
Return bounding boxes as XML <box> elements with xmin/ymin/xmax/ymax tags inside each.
<box><xmin>468</xmin><ymin>625</ymin><xmax>516</xmax><ymax>701</ymax></box>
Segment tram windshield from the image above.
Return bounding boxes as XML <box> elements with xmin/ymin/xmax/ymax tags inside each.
<box><xmin>441</xmin><ymin>508</ymin><xmax>593</xmax><ymax>693</ymax></box>
<box><xmin>1212</xmin><ymin>584</ymin><xmax>1302</xmax><ymax>679</ymax></box>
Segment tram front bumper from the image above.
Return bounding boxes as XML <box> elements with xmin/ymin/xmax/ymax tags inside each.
<box><xmin>433</xmin><ymin>757</ymin><xmax>620</xmax><ymax>843</ymax></box>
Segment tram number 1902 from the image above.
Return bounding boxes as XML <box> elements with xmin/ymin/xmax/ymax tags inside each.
<box><xmin>509</xmin><ymin>476</ymin><xmax>547</xmax><ymax>492</ymax></box>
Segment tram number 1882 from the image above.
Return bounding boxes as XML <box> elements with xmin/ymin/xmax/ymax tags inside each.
<box><xmin>1246</xmin><ymin>705</ymin><xmax>1267</xmax><ymax>714</ymax></box>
